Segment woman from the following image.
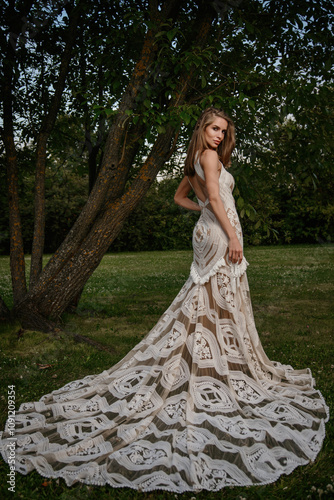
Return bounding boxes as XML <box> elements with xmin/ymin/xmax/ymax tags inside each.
<box><xmin>0</xmin><ymin>108</ymin><xmax>329</xmax><ymax>493</ymax></box>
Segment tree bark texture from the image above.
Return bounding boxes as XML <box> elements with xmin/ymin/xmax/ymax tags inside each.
<box><xmin>29</xmin><ymin>3</ymin><xmax>81</xmax><ymax>288</ymax></box>
<box><xmin>10</xmin><ymin>0</ymin><xmax>218</xmax><ymax>331</ymax></box>
<box><xmin>0</xmin><ymin>295</ymin><xmax>10</xmax><ymax>322</ymax></box>
<box><xmin>15</xmin><ymin>127</ymin><xmax>176</xmax><ymax>328</ymax></box>
<box><xmin>31</xmin><ymin>1</ymin><xmax>186</xmax><ymax>291</ymax></box>
<box><xmin>1</xmin><ymin>1</ymin><xmax>35</xmax><ymax>305</ymax></box>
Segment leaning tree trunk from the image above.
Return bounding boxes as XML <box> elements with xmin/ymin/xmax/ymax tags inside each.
<box><xmin>22</xmin><ymin>0</ymin><xmax>185</xmax><ymax>299</ymax></box>
<box><xmin>65</xmin><ymin>119</ymin><xmax>147</xmax><ymax>314</ymax></box>
<box><xmin>29</xmin><ymin>3</ymin><xmax>81</xmax><ymax>288</ymax></box>
<box><xmin>13</xmin><ymin>127</ymin><xmax>176</xmax><ymax>330</ymax></box>
<box><xmin>13</xmin><ymin>1</ymin><xmax>217</xmax><ymax>331</ymax></box>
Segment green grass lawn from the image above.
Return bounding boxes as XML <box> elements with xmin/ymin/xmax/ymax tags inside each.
<box><xmin>0</xmin><ymin>245</ymin><xmax>333</xmax><ymax>500</ymax></box>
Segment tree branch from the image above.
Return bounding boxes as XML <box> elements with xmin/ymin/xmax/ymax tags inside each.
<box><xmin>20</xmin><ymin>2</ymin><xmax>218</xmax><ymax>320</ymax></box>
<box><xmin>32</xmin><ymin>0</ymin><xmax>186</xmax><ymax>292</ymax></box>
<box><xmin>29</xmin><ymin>2</ymin><xmax>81</xmax><ymax>288</ymax></box>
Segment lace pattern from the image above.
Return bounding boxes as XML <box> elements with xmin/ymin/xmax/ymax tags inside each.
<box><xmin>190</xmin><ymin>160</ymin><xmax>247</xmax><ymax>289</ymax></box>
<box><xmin>0</xmin><ymin>160</ymin><xmax>329</xmax><ymax>493</ymax></box>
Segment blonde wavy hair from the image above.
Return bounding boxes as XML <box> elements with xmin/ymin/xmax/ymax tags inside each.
<box><xmin>184</xmin><ymin>107</ymin><xmax>235</xmax><ymax>176</ymax></box>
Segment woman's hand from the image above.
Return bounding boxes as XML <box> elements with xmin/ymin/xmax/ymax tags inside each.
<box><xmin>201</xmin><ymin>151</ymin><xmax>243</xmax><ymax>264</ymax></box>
<box><xmin>228</xmin><ymin>235</ymin><xmax>243</xmax><ymax>264</ymax></box>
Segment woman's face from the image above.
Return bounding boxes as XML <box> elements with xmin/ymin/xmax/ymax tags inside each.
<box><xmin>204</xmin><ymin>117</ymin><xmax>228</xmax><ymax>150</ymax></box>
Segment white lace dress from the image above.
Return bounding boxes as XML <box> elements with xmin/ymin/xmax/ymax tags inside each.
<box><xmin>0</xmin><ymin>159</ymin><xmax>329</xmax><ymax>493</ymax></box>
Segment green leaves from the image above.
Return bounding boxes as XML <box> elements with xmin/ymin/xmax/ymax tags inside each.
<box><xmin>178</xmin><ymin>110</ymin><xmax>191</xmax><ymax>125</ymax></box>
<box><xmin>2</xmin><ymin>0</ymin><xmax>333</xmax><ymax>256</ymax></box>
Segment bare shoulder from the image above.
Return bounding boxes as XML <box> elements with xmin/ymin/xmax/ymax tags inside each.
<box><xmin>200</xmin><ymin>149</ymin><xmax>220</xmax><ymax>171</ymax></box>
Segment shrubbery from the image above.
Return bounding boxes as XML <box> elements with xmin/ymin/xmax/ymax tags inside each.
<box><xmin>0</xmin><ymin>163</ymin><xmax>332</xmax><ymax>255</ymax></box>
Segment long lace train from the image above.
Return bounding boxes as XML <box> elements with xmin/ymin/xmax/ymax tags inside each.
<box><xmin>0</xmin><ymin>263</ymin><xmax>329</xmax><ymax>492</ymax></box>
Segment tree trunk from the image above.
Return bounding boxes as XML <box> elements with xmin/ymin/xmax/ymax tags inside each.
<box><xmin>12</xmin><ymin>300</ymin><xmax>58</xmax><ymax>332</ymax></box>
<box><xmin>29</xmin><ymin>3</ymin><xmax>81</xmax><ymax>288</ymax></box>
<box><xmin>5</xmin><ymin>145</ymin><xmax>26</xmax><ymax>306</ymax></box>
<box><xmin>12</xmin><ymin>0</ymin><xmax>218</xmax><ymax>331</ymax></box>
<box><xmin>28</xmin><ymin>2</ymin><xmax>184</xmax><ymax>292</ymax></box>
<box><xmin>15</xmin><ymin>127</ymin><xmax>176</xmax><ymax>330</ymax></box>
<box><xmin>0</xmin><ymin>296</ymin><xmax>10</xmax><ymax>322</ymax></box>
<box><xmin>2</xmin><ymin>2</ymin><xmax>35</xmax><ymax>305</ymax></box>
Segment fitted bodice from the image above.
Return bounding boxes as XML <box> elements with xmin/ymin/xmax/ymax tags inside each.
<box><xmin>194</xmin><ymin>158</ymin><xmax>235</xmax><ymax>208</ymax></box>
<box><xmin>190</xmin><ymin>158</ymin><xmax>248</xmax><ymax>290</ymax></box>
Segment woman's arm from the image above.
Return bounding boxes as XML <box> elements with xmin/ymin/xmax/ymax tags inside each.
<box><xmin>201</xmin><ymin>149</ymin><xmax>243</xmax><ymax>264</ymax></box>
<box><xmin>174</xmin><ymin>177</ymin><xmax>201</xmax><ymax>212</ymax></box>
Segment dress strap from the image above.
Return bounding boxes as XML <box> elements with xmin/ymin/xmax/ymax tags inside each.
<box><xmin>187</xmin><ymin>176</ymin><xmax>195</xmax><ymax>190</ymax></box>
<box><xmin>198</xmin><ymin>198</ymin><xmax>210</xmax><ymax>208</ymax></box>
<box><xmin>193</xmin><ymin>154</ymin><xmax>209</xmax><ymax>207</ymax></box>
<box><xmin>194</xmin><ymin>159</ymin><xmax>205</xmax><ymax>181</ymax></box>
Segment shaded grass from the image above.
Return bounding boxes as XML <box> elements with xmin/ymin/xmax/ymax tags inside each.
<box><xmin>0</xmin><ymin>245</ymin><xmax>333</xmax><ymax>500</ymax></box>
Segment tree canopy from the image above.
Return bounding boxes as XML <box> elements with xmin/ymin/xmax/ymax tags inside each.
<box><xmin>0</xmin><ymin>0</ymin><xmax>333</xmax><ymax>330</ymax></box>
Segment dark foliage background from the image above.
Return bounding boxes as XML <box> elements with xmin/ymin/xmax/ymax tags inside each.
<box><xmin>1</xmin><ymin>161</ymin><xmax>332</xmax><ymax>255</ymax></box>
